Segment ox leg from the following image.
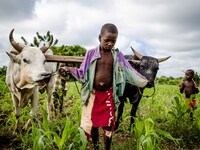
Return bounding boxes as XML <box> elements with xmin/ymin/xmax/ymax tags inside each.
<box><xmin>23</xmin><ymin>91</ymin><xmax>39</xmax><ymax>130</ymax></box>
<box><xmin>30</xmin><ymin>91</ymin><xmax>39</xmax><ymax>117</ymax></box>
<box><xmin>46</xmin><ymin>81</ymin><xmax>55</xmax><ymax>120</ymax></box>
<box><xmin>12</xmin><ymin>94</ymin><xmax>22</xmax><ymax>132</ymax></box>
<box><xmin>59</xmin><ymin>79</ymin><xmax>67</xmax><ymax>113</ymax></box>
<box><xmin>59</xmin><ymin>89</ymin><xmax>66</xmax><ymax>113</ymax></box>
<box><xmin>130</xmin><ymin>99</ymin><xmax>140</xmax><ymax>128</ymax></box>
<box><xmin>115</xmin><ymin>97</ymin><xmax>124</xmax><ymax>131</ymax></box>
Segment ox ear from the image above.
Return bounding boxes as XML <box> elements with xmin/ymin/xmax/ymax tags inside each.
<box><xmin>158</xmin><ymin>56</ymin><xmax>171</xmax><ymax>63</ymax></box>
<box><xmin>6</xmin><ymin>52</ymin><xmax>21</xmax><ymax>64</ymax></box>
<box><xmin>131</xmin><ymin>47</ymin><xmax>143</xmax><ymax>60</ymax></box>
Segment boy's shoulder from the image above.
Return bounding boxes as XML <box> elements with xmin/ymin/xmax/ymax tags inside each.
<box><xmin>87</xmin><ymin>47</ymin><xmax>98</xmax><ymax>54</ymax></box>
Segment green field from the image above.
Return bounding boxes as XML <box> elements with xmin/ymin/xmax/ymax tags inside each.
<box><xmin>0</xmin><ymin>82</ymin><xmax>200</xmax><ymax>149</ymax></box>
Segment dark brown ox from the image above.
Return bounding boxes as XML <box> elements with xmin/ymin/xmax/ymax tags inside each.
<box><xmin>115</xmin><ymin>47</ymin><xmax>170</xmax><ymax>130</ymax></box>
<box><xmin>6</xmin><ymin>29</ymin><xmax>56</xmax><ymax>131</ymax></box>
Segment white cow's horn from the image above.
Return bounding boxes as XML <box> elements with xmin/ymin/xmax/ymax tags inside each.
<box><xmin>9</xmin><ymin>29</ymin><xmax>23</xmax><ymax>53</ymax></box>
<box><xmin>40</xmin><ymin>35</ymin><xmax>53</xmax><ymax>53</ymax></box>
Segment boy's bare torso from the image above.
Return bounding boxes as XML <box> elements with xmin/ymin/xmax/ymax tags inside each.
<box><xmin>184</xmin><ymin>81</ymin><xmax>196</xmax><ymax>98</ymax></box>
<box><xmin>94</xmin><ymin>50</ymin><xmax>113</xmax><ymax>91</ymax></box>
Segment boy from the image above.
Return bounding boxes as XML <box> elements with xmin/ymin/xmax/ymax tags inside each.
<box><xmin>59</xmin><ymin>23</ymin><xmax>148</xmax><ymax>150</ymax></box>
<box><xmin>179</xmin><ymin>69</ymin><xmax>199</xmax><ymax>120</ymax></box>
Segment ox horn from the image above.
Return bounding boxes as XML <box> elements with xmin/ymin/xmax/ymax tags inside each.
<box><xmin>128</xmin><ymin>59</ymin><xmax>141</xmax><ymax>63</ymax></box>
<box><xmin>9</xmin><ymin>29</ymin><xmax>23</xmax><ymax>53</ymax></box>
<box><xmin>131</xmin><ymin>47</ymin><xmax>143</xmax><ymax>59</ymax></box>
<box><xmin>158</xmin><ymin>56</ymin><xmax>171</xmax><ymax>63</ymax></box>
<box><xmin>40</xmin><ymin>35</ymin><xmax>53</xmax><ymax>53</ymax></box>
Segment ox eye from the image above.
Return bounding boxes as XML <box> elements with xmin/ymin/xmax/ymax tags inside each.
<box><xmin>23</xmin><ymin>58</ymin><xmax>29</xmax><ymax>63</ymax></box>
<box><xmin>140</xmin><ymin>65</ymin><xmax>145</xmax><ymax>70</ymax></box>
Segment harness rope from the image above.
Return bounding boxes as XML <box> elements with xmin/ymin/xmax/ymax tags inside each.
<box><xmin>65</xmin><ymin>71</ymin><xmax>81</xmax><ymax>95</ymax></box>
<box><xmin>137</xmin><ymin>85</ymin><xmax>156</xmax><ymax>98</ymax></box>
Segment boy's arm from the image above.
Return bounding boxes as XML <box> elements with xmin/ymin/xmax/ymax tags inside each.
<box><xmin>125</xmin><ymin>67</ymin><xmax>148</xmax><ymax>88</ymax></box>
<box><xmin>193</xmin><ymin>79</ymin><xmax>199</xmax><ymax>94</ymax></box>
<box><xmin>59</xmin><ymin>51</ymin><xmax>91</xmax><ymax>83</ymax></box>
<box><xmin>179</xmin><ymin>82</ymin><xmax>184</xmax><ymax>93</ymax></box>
<box><xmin>118</xmin><ymin>52</ymin><xmax>148</xmax><ymax>87</ymax></box>
<box><xmin>195</xmin><ymin>87</ymin><xmax>199</xmax><ymax>94</ymax></box>
<box><xmin>194</xmin><ymin>84</ymin><xmax>199</xmax><ymax>94</ymax></box>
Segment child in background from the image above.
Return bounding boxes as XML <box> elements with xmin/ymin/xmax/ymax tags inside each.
<box><xmin>179</xmin><ymin>69</ymin><xmax>199</xmax><ymax>120</ymax></box>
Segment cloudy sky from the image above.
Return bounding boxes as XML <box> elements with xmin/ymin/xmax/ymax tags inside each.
<box><xmin>0</xmin><ymin>0</ymin><xmax>200</xmax><ymax>77</ymax></box>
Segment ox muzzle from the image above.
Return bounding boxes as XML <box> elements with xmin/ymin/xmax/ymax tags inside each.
<box><xmin>36</xmin><ymin>72</ymin><xmax>52</xmax><ymax>85</ymax></box>
<box><xmin>146</xmin><ymin>81</ymin><xmax>155</xmax><ymax>88</ymax></box>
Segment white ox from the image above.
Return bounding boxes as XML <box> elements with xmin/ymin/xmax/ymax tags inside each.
<box><xmin>6</xmin><ymin>29</ymin><xmax>56</xmax><ymax>131</ymax></box>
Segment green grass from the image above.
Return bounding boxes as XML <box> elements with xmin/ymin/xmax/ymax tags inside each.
<box><xmin>0</xmin><ymin>83</ymin><xmax>200</xmax><ymax>149</ymax></box>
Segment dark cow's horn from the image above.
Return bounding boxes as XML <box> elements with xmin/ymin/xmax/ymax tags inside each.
<box><xmin>40</xmin><ymin>35</ymin><xmax>53</xmax><ymax>53</ymax></box>
<box><xmin>131</xmin><ymin>47</ymin><xmax>143</xmax><ymax>59</ymax></box>
<box><xmin>128</xmin><ymin>59</ymin><xmax>140</xmax><ymax>63</ymax></box>
<box><xmin>9</xmin><ymin>29</ymin><xmax>23</xmax><ymax>53</ymax></box>
<box><xmin>158</xmin><ymin>56</ymin><xmax>171</xmax><ymax>63</ymax></box>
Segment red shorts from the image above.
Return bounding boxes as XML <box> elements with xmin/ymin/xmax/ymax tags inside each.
<box><xmin>92</xmin><ymin>88</ymin><xmax>115</xmax><ymax>128</ymax></box>
<box><xmin>80</xmin><ymin>88</ymin><xmax>115</xmax><ymax>138</ymax></box>
<box><xmin>184</xmin><ymin>98</ymin><xmax>196</xmax><ymax>108</ymax></box>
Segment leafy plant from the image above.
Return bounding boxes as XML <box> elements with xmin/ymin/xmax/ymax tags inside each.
<box><xmin>168</xmin><ymin>93</ymin><xmax>195</xmax><ymax>125</ymax></box>
<box><xmin>133</xmin><ymin>118</ymin><xmax>179</xmax><ymax>150</ymax></box>
<box><xmin>21</xmin><ymin>31</ymin><xmax>58</xmax><ymax>47</ymax></box>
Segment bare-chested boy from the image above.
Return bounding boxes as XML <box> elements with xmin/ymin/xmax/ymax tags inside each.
<box><xmin>179</xmin><ymin>69</ymin><xmax>199</xmax><ymax>121</ymax></box>
<box><xmin>179</xmin><ymin>69</ymin><xmax>199</xmax><ymax>107</ymax></box>
<box><xmin>59</xmin><ymin>23</ymin><xmax>148</xmax><ymax>150</ymax></box>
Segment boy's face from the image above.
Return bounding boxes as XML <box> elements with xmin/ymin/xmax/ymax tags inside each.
<box><xmin>185</xmin><ymin>71</ymin><xmax>193</xmax><ymax>80</ymax></box>
<box><xmin>99</xmin><ymin>30</ymin><xmax>118</xmax><ymax>51</ymax></box>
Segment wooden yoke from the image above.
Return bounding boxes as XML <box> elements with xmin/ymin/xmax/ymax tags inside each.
<box><xmin>45</xmin><ymin>55</ymin><xmax>84</xmax><ymax>63</ymax></box>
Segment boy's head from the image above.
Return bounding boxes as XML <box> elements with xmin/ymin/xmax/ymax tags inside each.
<box><xmin>99</xmin><ymin>23</ymin><xmax>118</xmax><ymax>36</ymax></box>
<box><xmin>185</xmin><ymin>69</ymin><xmax>194</xmax><ymax>81</ymax></box>
<box><xmin>99</xmin><ymin>23</ymin><xmax>118</xmax><ymax>51</ymax></box>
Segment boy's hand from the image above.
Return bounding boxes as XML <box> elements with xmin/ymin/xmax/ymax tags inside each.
<box><xmin>194</xmin><ymin>83</ymin><xmax>198</xmax><ymax>88</ymax></box>
<box><xmin>59</xmin><ymin>66</ymin><xmax>70</xmax><ymax>76</ymax></box>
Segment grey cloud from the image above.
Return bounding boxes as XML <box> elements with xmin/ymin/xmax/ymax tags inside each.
<box><xmin>0</xmin><ymin>0</ymin><xmax>36</xmax><ymax>21</ymax></box>
<box><xmin>0</xmin><ymin>0</ymin><xmax>200</xmax><ymax>77</ymax></box>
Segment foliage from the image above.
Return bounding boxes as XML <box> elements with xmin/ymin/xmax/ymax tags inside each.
<box><xmin>1</xmin><ymin>63</ymin><xmax>200</xmax><ymax>149</ymax></box>
<box><xmin>156</xmin><ymin>72</ymin><xmax>200</xmax><ymax>86</ymax></box>
<box><xmin>168</xmin><ymin>93</ymin><xmax>192</xmax><ymax>122</ymax></box>
<box><xmin>20</xmin><ymin>31</ymin><xmax>86</xmax><ymax>58</ymax></box>
<box><xmin>0</xmin><ymin>66</ymin><xmax>7</xmax><ymax>76</ymax></box>
<box><xmin>51</xmin><ymin>45</ymin><xmax>86</xmax><ymax>56</ymax></box>
<box><xmin>0</xmin><ymin>66</ymin><xmax>9</xmax><ymax>99</ymax></box>
<box><xmin>21</xmin><ymin>31</ymin><xmax>58</xmax><ymax>47</ymax></box>
<box><xmin>194</xmin><ymin>72</ymin><xmax>200</xmax><ymax>86</ymax></box>
<box><xmin>133</xmin><ymin>118</ymin><xmax>179</xmax><ymax>150</ymax></box>
<box><xmin>113</xmin><ymin>84</ymin><xmax>200</xmax><ymax>149</ymax></box>
<box><xmin>156</xmin><ymin>76</ymin><xmax>182</xmax><ymax>85</ymax></box>
<box><xmin>51</xmin><ymin>45</ymin><xmax>86</xmax><ymax>67</ymax></box>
